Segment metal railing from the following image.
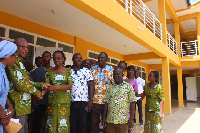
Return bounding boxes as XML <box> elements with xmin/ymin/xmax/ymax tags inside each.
<box><xmin>115</xmin><ymin>0</ymin><xmax>162</xmax><ymax>41</ymax></box>
<box><xmin>181</xmin><ymin>40</ymin><xmax>198</xmax><ymax>57</ymax></box>
<box><xmin>167</xmin><ymin>31</ymin><xmax>178</xmax><ymax>55</ymax></box>
<box><xmin>114</xmin><ymin>0</ymin><xmax>179</xmax><ymax>55</ymax></box>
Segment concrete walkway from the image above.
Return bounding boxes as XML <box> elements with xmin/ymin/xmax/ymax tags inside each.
<box><xmin>132</xmin><ymin>99</ymin><xmax>200</xmax><ymax>133</ymax></box>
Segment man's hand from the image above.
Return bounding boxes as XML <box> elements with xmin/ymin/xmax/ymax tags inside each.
<box><xmin>87</xmin><ymin>100</ymin><xmax>93</xmax><ymax>112</ymax></box>
<box><xmin>5</xmin><ymin>104</ymin><xmax>14</xmax><ymax>119</ymax></box>
<box><xmin>43</xmin><ymin>83</ymin><xmax>52</xmax><ymax>91</ymax></box>
<box><xmin>36</xmin><ymin>92</ymin><xmax>43</xmax><ymax>100</ymax></box>
<box><xmin>41</xmin><ymin>90</ymin><xmax>46</xmax><ymax>96</ymax></box>
<box><xmin>128</xmin><ymin>118</ymin><xmax>134</xmax><ymax>131</ymax></box>
<box><xmin>1</xmin><ymin>117</ymin><xmax>10</xmax><ymax>126</ymax></box>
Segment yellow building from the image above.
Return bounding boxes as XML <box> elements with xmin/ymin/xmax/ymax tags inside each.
<box><xmin>0</xmin><ymin>0</ymin><xmax>199</xmax><ymax>113</ymax></box>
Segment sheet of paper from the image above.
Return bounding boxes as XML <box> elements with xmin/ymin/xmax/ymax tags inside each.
<box><xmin>10</xmin><ymin>118</ymin><xmax>20</xmax><ymax>124</ymax></box>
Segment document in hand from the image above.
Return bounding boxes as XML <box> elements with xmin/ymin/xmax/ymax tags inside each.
<box><xmin>3</xmin><ymin>118</ymin><xmax>22</xmax><ymax>133</ymax></box>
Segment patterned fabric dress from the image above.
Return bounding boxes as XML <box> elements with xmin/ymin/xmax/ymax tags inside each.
<box><xmin>45</xmin><ymin>68</ymin><xmax>72</xmax><ymax>133</ymax></box>
<box><xmin>144</xmin><ymin>82</ymin><xmax>164</xmax><ymax>133</ymax></box>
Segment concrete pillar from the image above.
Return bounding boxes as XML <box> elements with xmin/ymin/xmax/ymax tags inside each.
<box><xmin>174</xmin><ymin>21</ymin><xmax>181</xmax><ymax>57</ymax></box>
<box><xmin>158</xmin><ymin>0</ymin><xmax>167</xmax><ymax>45</ymax></box>
<box><xmin>162</xmin><ymin>57</ymin><xmax>171</xmax><ymax>113</ymax></box>
<box><xmin>177</xmin><ymin>67</ymin><xmax>184</xmax><ymax>106</ymax></box>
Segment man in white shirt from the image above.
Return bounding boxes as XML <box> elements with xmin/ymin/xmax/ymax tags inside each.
<box><xmin>70</xmin><ymin>53</ymin><xmax>94</xmax><ymax>133</ymax></box>
<box><xmin>134</xmin><ymin>69</ymin><xmax>145</xmax><ymax>126</ymax></box>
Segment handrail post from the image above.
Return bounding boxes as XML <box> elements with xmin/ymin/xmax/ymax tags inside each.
<box><xmin>173</xmin><ymin>39</ymin><xmax>175</xmax><ymax>53</ymax></box>
<box><xmin>160</xmin><ymin>23</ymin><xmax>162</xmax><ymax>42</ymax></box>
<box><xmin>130</xmin><ymin>0</ymin><xmax>132</xmax><ymax>15</ymax></box>
<box><xmin>181</xmin><ymin>42</ymin><xmax>183</xmax><ymax>57</ymax></box>
<box><xmin>143</xmin><ymin>3</ymin><xmax>146</xmax><ymax>26</ymax></box>
<box><xmin>125</xmin><ymin>0</ymin><xmax>128</xmax><ymax>12</ymax></box>
<box><xmin>195</xmin><ymin>40</ymin><xmax>198</xmax><ymax>55</ymax></box>
<box><xmin>153</xmin><ymin>15</ymin><xmax>155</xmax><ymax>35</ymax></box>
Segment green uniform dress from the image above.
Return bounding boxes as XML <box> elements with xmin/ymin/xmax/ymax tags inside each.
<box><xmin>144</xmin><ymin>82</ymin><xmax>164</xmax><ymax>133</ymax></box>
<box><xmin>45</xmin><ymin>68</ymin><xmax>72</xmax><ymax>133</ymax></box>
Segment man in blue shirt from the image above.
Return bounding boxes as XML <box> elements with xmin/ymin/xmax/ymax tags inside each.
<box><xmin>0</xmin><ymin>40</ymin><xmax>18</xmax><ymax>133</ymax></box>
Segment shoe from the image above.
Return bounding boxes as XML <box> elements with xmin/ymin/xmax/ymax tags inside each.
<box><xmin>140</xmin><ymin>122</ymin><xmax>143</xmax><ymax>127</ymax></box>
<box><xmin>134</xmin><ymin>122</ymin><xmax>136</xmax><ymax>125</ymax></box>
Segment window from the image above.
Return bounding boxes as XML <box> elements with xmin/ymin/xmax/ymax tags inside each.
<box><xmin>1</xmin><ymin>24</ymin><xmax>74</xmax><ymax>66</ymax></box>
<box><xmin>9</xmin><ymin>29</ymin><xmax>34</xmax><ymax>43</ymax></box>
<box><xmin>0</xmin><ymin>27</ymin><xmax>5</xmax><ymax>37</ymax></box>
<box><xmin>58</xmin><ymin>43</ymin><xmax>74</xmax><ymax>54</ymax></box>
<box><xmin>131</xmin><ymin>64</ymin><xmax>146</xmax><ymax>81</ymax></box>
<box><xmin>36</xmin><ymin>37</ymin><xmax>56</xmax><ymax>47</ymax></box>
<box><xmin>88</xmin><ymin>52</ymin><xmax>99</xmax><ymax>60</ymax></box>
<box><xmin>26</xmin><ymin>45</ymin><xmax>34</xmax><ymax>63</ymax></box>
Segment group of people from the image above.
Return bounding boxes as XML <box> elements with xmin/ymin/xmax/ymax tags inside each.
<box><xmin>0</xmin><ymin>37</ymin><xmax>164</xmax><ymax>133</ymax></box>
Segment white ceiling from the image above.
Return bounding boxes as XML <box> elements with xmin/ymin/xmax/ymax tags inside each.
<box><xmin>0</xmin><ymin>0</ymin><xmax>199</xmax><ymax>69</ymax></box>
<box><xmin>145</xmin><ymin>0</ymin><xmax>172</xmax><ymax>19</ymax></box>
<box><xmin>181</xmin><ymin>19</ymin><xmax>197</xmax><ymax>32</ymax></box>
<box><xmin>170</xmin><ymin>0</ymin><xmax>188</xmax><ymax>11</ymax></box>
<box><xmin>0</xmin><ymin>0</ymin><xmax>151</xmax><ymax>56</ymax></box>
<box><xmin>140</xmin><ymin>58</ymin><xmax>162</xmax><ymax>64</ymax></box>
<box><xmin>167</xmin><ymin>23</ymin><xmax>175</xmax><ymax>35</ymax></box>
<box><xmin>145</xmin><ymin>0</ymin><xmax>199</xmax><ymax>35</ymax></box>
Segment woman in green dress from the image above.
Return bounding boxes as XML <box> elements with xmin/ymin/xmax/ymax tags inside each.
<box><xmin>45</xmin><ymin>51</ymin><xmax>72</xmax><ymax>133</ymax></box>
<box><xmin>137</xmin><ymin>71</ymin><xmax>164</xmax><ymax>133</ymax></box>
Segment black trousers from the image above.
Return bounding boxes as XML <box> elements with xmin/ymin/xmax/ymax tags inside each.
<box><xmin>32</xmin><ymin>104</ymin><xmax>47</xmax><ymax>133</ymax></box>
<box><xmin>134</xmin><ymin>100</ymin><xmax>143</xmax><ymax>123</ymax></box>
<box><xmin>70</xmin><ymin>101</ymin><xmax>88</xmax><ymax>133</ymax></box>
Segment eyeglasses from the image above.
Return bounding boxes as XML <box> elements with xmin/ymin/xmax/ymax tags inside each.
<box><xmin>18</xmin><ymin>44</ymin><xmax>28</xmax><ymax>49</ymax></box>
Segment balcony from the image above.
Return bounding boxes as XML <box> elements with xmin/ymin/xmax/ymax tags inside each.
<box><xmin>181</xmin><ymin>40</ymin><xmax>199</xmax><ymax>57</ymax></box>
<box><xmin>167</xmin><ymin>31</ymin><xmax>178</xmax><ymax>55</ymax></box>
<box><xmin>115</xmin><ymin>0</ymin><xmax>178</xmax><ymax>55</ymax></box>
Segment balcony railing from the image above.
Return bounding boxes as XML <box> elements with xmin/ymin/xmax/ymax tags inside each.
<box><xmin>115</xmin><ymin>0</ymin><xmax>178</xmax><ymax>55</ymax></box>
<box><xmin>115</xmin><ymin>0</ymin><xmax>162</xmax><ymax>41</ymax></box>
<box><xmin>181</xmin><ymin>40</ymin><xmax>198</xmax><ymax>57</ymax></box>
<box><xmin>167</xmin><ymin>31</ymin><xmax>178</xmax><ymax>55</ymax></box>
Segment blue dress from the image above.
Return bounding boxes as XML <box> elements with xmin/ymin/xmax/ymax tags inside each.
<box><xmin>0</xmin><ymin>62</ymin><xmax>10</xmax><ymax>133</ymax></box>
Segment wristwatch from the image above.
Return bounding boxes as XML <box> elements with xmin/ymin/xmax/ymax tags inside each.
<box><xmin>89</xmin><ymin>98</ymin><xmax>94</xmax><ymax>101</ymax></box>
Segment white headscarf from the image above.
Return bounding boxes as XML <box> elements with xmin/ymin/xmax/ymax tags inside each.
<box><xmin>0</xmin><ymin>40</ymin><xmax>17</xmax><ymax>58</ymax></box>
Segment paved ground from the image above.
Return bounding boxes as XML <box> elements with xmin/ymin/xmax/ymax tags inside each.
<box><xmin>100</xmin><ymin>99</ymin><xmax>200</xmax><ymax>133</ymax></box>
<box><xmin>132</xmin><ymin>99</ymin><xmax>200</xmax><ymax>133</ymax></box>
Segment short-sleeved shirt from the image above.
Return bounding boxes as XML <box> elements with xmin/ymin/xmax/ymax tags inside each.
<box><xmin>45</xmin><ymin>68</ymin><xmax>73</xmax><ymax>104</ymax></box>
<box><xmin>91</xmin><ymin>65</ymin><xmax>113</xmax><ymax>104</ymax></box>
<box><xmin>104</xmin><ymin>81</ymin><xmax>137</xmax><ymax>124</ymax></box>
<box><xmin>128</xmin><ymin>78</ymin><xmax>138</xmax><ymax>93</ymax></box>
<box><xmin>135</xmin><ymin>77</ymin><xmax>145</xmax><ymax>100</ymax></box>
<box><xmin>6</xmin><ymin>57</ymin><xmax>42</xmax><ymax>117</ymax></box>
<box><xmin>71</xmin><ymin>66</ymin><xmax>94</xmax><ymax>102</ymax></box>
<box><xmin>144</xmin><ymin>82</ymin><xmax>165</xmax><ymax>111</ymax></box>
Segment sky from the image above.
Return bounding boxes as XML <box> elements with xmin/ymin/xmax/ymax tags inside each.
<box><xmin>189</xmin><ymin>0</ymin><xmax>200</xmax><ymax>4</ymax></box>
